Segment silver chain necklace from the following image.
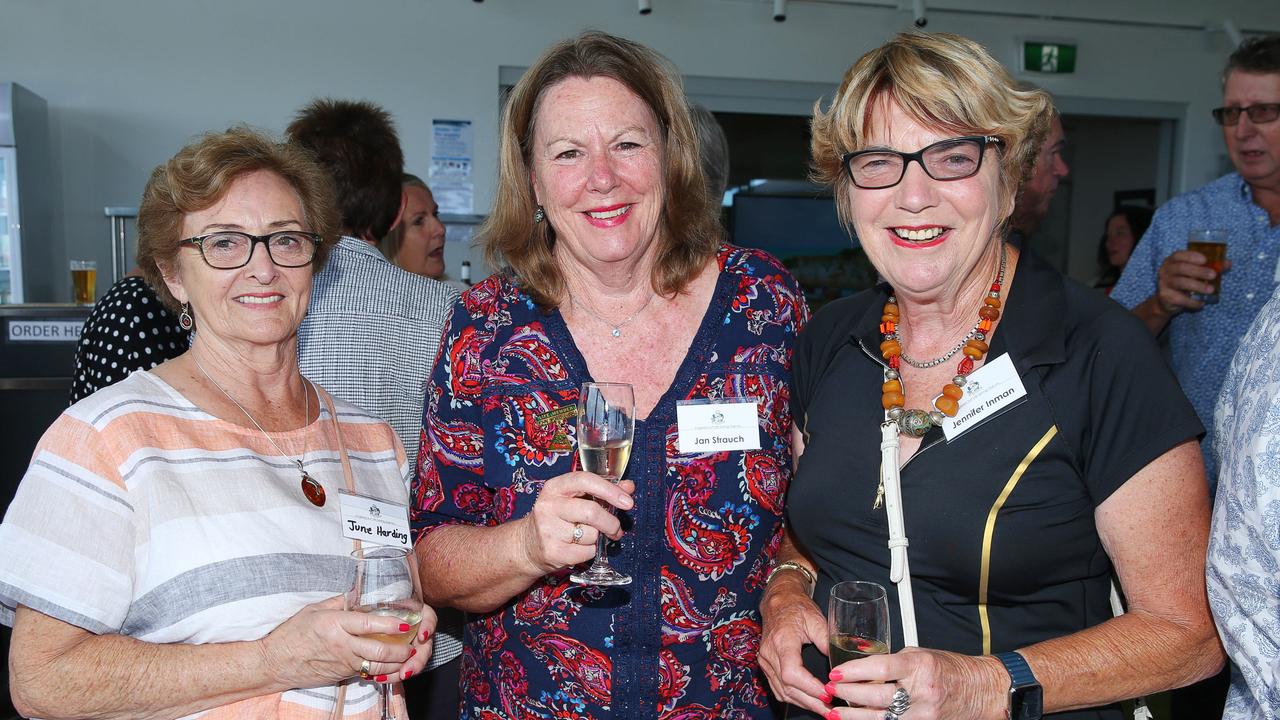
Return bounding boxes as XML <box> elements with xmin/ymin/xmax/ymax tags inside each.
<box><xmin>191</xmin><ymin>355</ymin><xmax>325</xmax><ymax>507</ymax></box>
<box><xmin>567</xmin><ymin>288</ymin><xmax>657</xmax><ymax>338</ymax></box>
<box><xmin>899</xmin><ymin>245</ymin><xmax>1007</xmax><ymax>369</ymax></box>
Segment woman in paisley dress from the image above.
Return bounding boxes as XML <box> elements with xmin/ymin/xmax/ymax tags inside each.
<box><xmin>410</xmin><ymin>31</ymin><xmax>807</xmax><ymax>720</ymax></box>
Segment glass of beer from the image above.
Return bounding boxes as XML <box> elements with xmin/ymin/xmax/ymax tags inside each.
<box><xmin>70</xmin><ymin>260</ymin><xmax>97</xmax><ymax>305</ymax></box>
<box><xmin>828</xmin><ymin>580</ymin><xmax>890</xmax><ymax>704</ymax></box>
<box><xmin>1188</xmin><ymin>230</ymin><xmax>1228</xmax><ymax>304</ymax></box>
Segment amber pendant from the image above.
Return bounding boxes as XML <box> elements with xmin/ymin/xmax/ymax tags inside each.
<box><xmin>300</xmin><ymin>471</ymin><xmax>326</xmax><ymax>507</ymax></box>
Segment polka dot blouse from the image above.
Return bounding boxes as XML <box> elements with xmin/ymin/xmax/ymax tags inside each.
<box><xmin>69</xmin><ymin>276</ymin><xmax>191</xmax><ymax>404</ymax></box>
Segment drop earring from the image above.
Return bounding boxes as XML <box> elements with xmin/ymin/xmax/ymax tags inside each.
<box><xmin>178</xmin><ymin>303</ymin><xmax>194</xmax><ymax>330</ymax></box>
<box><xmin>533</xmin><ymin>206</ymin><xmax>546</xmax><ymax>224</ymax></box>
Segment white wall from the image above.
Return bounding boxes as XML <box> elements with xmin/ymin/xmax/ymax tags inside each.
<box><xmin>2</xmin><ymin>0</ymin><xmax>1275</xmax><ymax>300</ymax></box>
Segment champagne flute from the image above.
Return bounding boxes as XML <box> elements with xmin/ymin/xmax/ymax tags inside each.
<box><xmin>570</xmin><ymin>382</ymin><xmax>635</xmax><ymax>586</ymax></box>
<box><xmin>347</xmin><ymin>546</ymin><xmax>422</xmax><ymax>720</ymax></box>
<box><xmin>828</xmin><ymin>580</ymin><xmax>890</xmax><ymax>706</ymax></box>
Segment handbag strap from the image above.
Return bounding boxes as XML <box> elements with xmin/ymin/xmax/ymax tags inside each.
<box><xmin>320</xmin><ymin>385</ymin><xmax>363</xmax><ymax>720</ymax></box>
<box><xmin>879</xmin><ymin>420</ymin><xmax>919</xmax><ymax>647</ymax></box>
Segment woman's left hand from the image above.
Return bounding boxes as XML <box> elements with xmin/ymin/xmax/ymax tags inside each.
<box><xmin>825</xmin><ymin>647</ymin><xmax>1007</xmax><ymax>720</ymax></box>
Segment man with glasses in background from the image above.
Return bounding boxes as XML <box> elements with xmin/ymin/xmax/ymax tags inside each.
<box><xmin>1112</xmin><ymin>35</ymin><xmax>1280</xmax><ymax>720</ymax></box>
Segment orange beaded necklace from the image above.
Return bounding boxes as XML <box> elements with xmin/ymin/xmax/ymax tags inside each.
<box><xmin>879</xmin><ymin>244</ymin><xmax>1006</xmax><ymax>438</ymax></box>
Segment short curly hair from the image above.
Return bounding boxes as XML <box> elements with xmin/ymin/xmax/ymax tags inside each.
<box><xmin>135</xmin><ymin>127</ymin><xmax>339</xmax><ymax>313</ymax></box>
<box><xmin>810</xmin><ymin>31</ymin><xmax>1053</xmax><ymax>231</ymax></box>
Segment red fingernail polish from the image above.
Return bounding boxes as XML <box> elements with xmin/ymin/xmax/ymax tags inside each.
<box><xmin>825</xmin><ymin>710</ymin><xmax>840</xmax><ymax>720</ymax></box>
<box><xmin>375</xmin><ymin>674</ymin><xmax>388</xmax><ymax>683</ymax></box>
<box><xmin>409</xmin><ymin>647</ymin><xmax>417</xmax><ymax>658</ymax></box>
<box><xmin>399</xmin><ymin>623</ymin><xmax>411</xmax><ymax>632</ymax></box>
<box><xmin>403</xmin><ymin>670</ymin><xmax>414</xmax><ymax>680</ymax></box>
<box><xmin>824</xmin><ymin>682</ymin><xmax>836</xmax><ymax>696</ymax></box>
<box><xmin>821</xmin><ymin>692</ymin><xmax>833</xmax><ymax>704</ymax></box>
<box><xmin>828</xmin><ymin>669</ymin><xmax>843</xmax><ymax>681</ymax></box>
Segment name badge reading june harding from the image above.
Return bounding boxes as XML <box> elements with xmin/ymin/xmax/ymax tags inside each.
<box><xmin>338</xmin><ymin>491</ymin><xmax>411</xmax><ymax>548</ymax></box>
<box><xmin>676</xmin><ymin>397</ymin><xmax>762</xmax><ymax>454</ymax></box>
<box><xmin>940</xmin><ymin>353</ymin><xmax>1028</xmax><ymax>442</ymax></box>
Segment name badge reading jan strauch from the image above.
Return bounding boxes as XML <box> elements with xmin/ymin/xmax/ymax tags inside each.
<box><xmin>676</xmin><ymin>398</ymin><xmax>762</xmax><ymax>454</ymax></box>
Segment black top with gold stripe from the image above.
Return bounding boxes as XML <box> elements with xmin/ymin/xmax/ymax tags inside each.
<box><xmin>786</xmin><ymin>249</ymin><xmax>1203</xmax><ymax>719</ymax></box>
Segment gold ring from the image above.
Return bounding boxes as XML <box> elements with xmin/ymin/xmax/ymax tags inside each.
<box><xmin>571</xmin><ymin>523</ymin><xmax>585</xmax><ymax>544</ymax></box>
<box><xmin>359</xmin><ymin>659</ymin><xmax>372</xmax><ymax>679</ymax></box>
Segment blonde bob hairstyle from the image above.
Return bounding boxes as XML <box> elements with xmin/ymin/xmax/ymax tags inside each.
<box><xmin>380</xmin><ymin>173</ymin><xmax>430</xmax><ymax>267</ymax></box>
<box><xmin>811</xmin><ymin>32</ymin><xmax>1053</xmax><ymax>231</ymax></box>
<box><xmin>480</xmin><ymin>31</ymin><xmax>720</xmax><ymax>309</ymax></box>
<box><xmin>136</xmin><ymin>127</ymin><xmax>340</xmax><ymax>314</ymax></box>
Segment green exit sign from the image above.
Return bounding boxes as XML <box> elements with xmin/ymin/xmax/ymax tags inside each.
<box><xmin>1023</xmin><ymin>41</ymin><xmax>1077</xmax><ymax>74</ymax></box>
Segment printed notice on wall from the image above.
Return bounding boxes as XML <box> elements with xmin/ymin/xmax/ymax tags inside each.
<box><xmin>431</xmin><ymin>119</ymin><xmax>474</xmax><ymax>215</ymax></box>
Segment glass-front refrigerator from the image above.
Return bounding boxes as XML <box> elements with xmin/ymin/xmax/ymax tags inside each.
<box><xmin>0</xmin><ymin>146</ymin><xmax>21</xmax><ymax>304</ymax></box>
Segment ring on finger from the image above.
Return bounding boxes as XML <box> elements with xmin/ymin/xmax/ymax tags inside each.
<box><xmin>570</xmin><ymin>523</ymin><xmax>585</xmax><ymax>544</ymax></box>
<box><xmin>884</xmin><ymin>712</ymin><xmax>902</xmax><ymax>720</ymax></box>
<box><xmin>359</xmin><ymin>659</ymin><xmax>372</xmax><ymax>679</ymax></box>
<box><xmin>888</xmin><ymin>686</ymin><xmax>911</xmax><ymax>715</ymax></box>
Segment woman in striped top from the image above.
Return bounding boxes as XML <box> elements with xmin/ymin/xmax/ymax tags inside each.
<box><xmin>0</xmin><ymin>128</ymin><xmax>435</xmax><ymax>719</ymax></box>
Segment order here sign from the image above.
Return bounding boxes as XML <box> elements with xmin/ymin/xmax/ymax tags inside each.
<box><xmin>7</xmin><ymin>319</ymin><xmax>85</xmax><ymax>342</ymax></box>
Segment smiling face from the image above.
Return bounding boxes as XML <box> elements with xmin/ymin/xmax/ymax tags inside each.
<box><xmin>846</xmin><ymin>100</ymin><xmax>1007</xmax><ymax>300</ymax></box>
<box><xmin>530</xmin><ymin>75</ymin><xmax>666</xmax><ymax>275</ymax></box>
<box><xmin>397</xmin><ymin>183</ymin><xmax>446</xmax><ymax>279</ymax></box>
<box><xmin>162</xmin><ymin>169</ymin><xmax>313</xmax><ymax>349</ymax></box>
<box><xmin>1223</xmin><ymin>71</ymin><xmax>1280</xmax><ymax>191</ymax></box>
<box><xmin>1104</xmin><ymin>214</ymin><xmax>1136</xmax><ymax>268</ymax></box>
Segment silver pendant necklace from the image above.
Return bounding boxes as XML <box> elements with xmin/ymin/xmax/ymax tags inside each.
<box><xmin>191</xmin><ymin>355</ymin><xmax>325</xmax><ymax>507</ymax></box>
<box><xmin>567</xmin><ymin>288</ymin><xmax>656</xmax><ymax>338</ymax></box>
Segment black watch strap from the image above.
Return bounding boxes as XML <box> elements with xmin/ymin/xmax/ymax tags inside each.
<box><xmin>995</xmin><ymin>651</ymin><xmax>1043</xmax><ymax>720</ymax></box>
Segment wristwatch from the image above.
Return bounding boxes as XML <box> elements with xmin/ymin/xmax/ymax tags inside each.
<box><xmin>994</xmin><ymin>651</ymin><xmax>1043</xmax><ymax>720</ymax></box>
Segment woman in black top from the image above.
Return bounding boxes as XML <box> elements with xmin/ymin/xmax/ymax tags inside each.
<box><xmin>757</xmin><ymin>32</ymin><xmax>1221</xmax><ymax>720</ymax></box>
<box><xmin>69</xmin><ymin>275</ymin><xmax>189</xmax><ymax>403</ymax></box>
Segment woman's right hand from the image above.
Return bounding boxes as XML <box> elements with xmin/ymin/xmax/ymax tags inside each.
<box><xmin>759</xmin><ymin>578</ymin><xmax>833</xmax><ymax>715</ymax></box>
<box><xmin>519</xmin><ymin>471</ymin><xmax>636</xmax><ymax>575</ymax></box>
<box><xmin>258</xmin><ymin>596</ymin><xmax>422</xmax><ymax>687</ymax></box>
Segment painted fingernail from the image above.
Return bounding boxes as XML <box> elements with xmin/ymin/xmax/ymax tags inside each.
<box><xmin>828</xmin><ymin>669</ymin><xmax>843</xmax><ymax>681</ymax></box>
<box><xmin>821</xmin><ymin>692</ymin><xmax>833</xmax><ymax>704</ymax></box>
<box><xmin>409</xmin><ymin>647</ymin><xmax>417</xmax><ymax>658</ymax></box>
<box><xmin>825</xmin><ymin>710</ymin><xmax>840</xmax><ymax>720</ymax></box>
<box><xmin>403</xmin><ymin>670</ymin><xmax>414</xmax><ymax>680</ymax></box>
<box><xmin>824</xmin><ymin>682</ymin><xmax>837</xmax><ymax>696</ymax></box>
<box><xmin>399</xmin><ymin>623</ymin><xmax>411</xmax><ymax>632</ymax></box>
<box><xmin>374</xmin><ymin>674</ymin><xmax>388</xmax><ymax>683</ymax></box>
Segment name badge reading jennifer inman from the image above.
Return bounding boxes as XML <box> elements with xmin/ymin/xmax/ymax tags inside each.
<box><xmin>676</xmin><ymin>397</ymin><xmax>762</xmax><ymax>454</ymax></box>
<box><xmin>338</xmin><ymin>491</ymin><xmax>411</xmax><ymax>548</ymax></box>
<box><xmin>941</xmin><ymin>353</ymin><xmax>1028</xmax><ymax>442</ymax></box>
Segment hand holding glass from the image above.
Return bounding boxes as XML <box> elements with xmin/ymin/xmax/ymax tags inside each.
<box><xmin>1187</xmin><ymin>230</ymin><xmax>1228</xmax><ymax>303</ymax></box>
<box><xmin>828</xmin><ymin>580</ymin><xmax>890</xmax><ymax>705</ymax></box>
<box><xmin>347</xmin><ymin>546</ymin><xmax>421</xmax><ymax>720</ymax></box>
<box><xmin>570</xmin><ymin>382</ymin><xmax>635</xmax><ymax>586</ymax></box>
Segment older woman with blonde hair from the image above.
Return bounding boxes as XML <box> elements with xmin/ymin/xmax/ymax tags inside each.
<box><xmin>758</xmin><ymin>32</ymin><xmax>1221</xmax><ymax>720</ymax></box>
<box><xmin>411</xmin><ymin>30</ymin><xmax>807</xmax><ymax>719</ymax></box>
<box><xmin>381</xmin><ymin>173</ymin><xmax>447</xmax><ymax>280</ymax></box>
<box><xmin>0</xmin><ymin>127</ymin><xmax>434</xmax><ymax>719</ymax></box>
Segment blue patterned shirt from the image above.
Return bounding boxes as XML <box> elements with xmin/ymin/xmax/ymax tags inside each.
<box><xmin>1208</xmin><ymin>283</ymin><xmax>1280</xmax><ymax>720</ymax></box>
<box><xmin>1112</xmin><ymin>173</ymin><xmax>1280</xmax><ymax>488</ymax></box>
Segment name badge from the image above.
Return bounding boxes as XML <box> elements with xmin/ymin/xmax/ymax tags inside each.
<box><xmin>941</xmin><ymin>353</ymin><xmax>1028</xmax><ymax>442</ymax></box>
<box><xmin>676</xmin><ymin>397</ymin><xmax>762</xmax><ymax>454</ymax></box>
<box><xmin>338</xmin><ymin>491</ymin><xmax>411</xmax><ymax>548</ymax></box>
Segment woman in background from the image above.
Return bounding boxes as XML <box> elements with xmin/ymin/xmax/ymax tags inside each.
<box><xmin>1094</xmin><ymin>205</ymin><xmax>1153</xmax><ymax>292</ymax></box>
<box><xmin>381</xmin><ymin>173</ymin><xmax>447</xmax><ymax>280</ymax></box>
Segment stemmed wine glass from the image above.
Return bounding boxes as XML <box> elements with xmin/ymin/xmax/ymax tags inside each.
<box><xmin>347</xmin><ymin>546</ymin><xmax>422</xmax><ymax>720</ymax></box>
<box><xmin>570</xmin><ymin>382</ymin><xmax>635</xmax><ymax>586</ymax></box>
<box><xmin>827</xmin><ymin>580</ymin><xmax>890</xmax><ymax>706</ymax></box>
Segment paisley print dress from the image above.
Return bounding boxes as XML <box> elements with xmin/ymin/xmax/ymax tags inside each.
<box><xmin>411</xmin><ymin>245</ymin><xmax>807</xmax><ymax>719</ymax></box>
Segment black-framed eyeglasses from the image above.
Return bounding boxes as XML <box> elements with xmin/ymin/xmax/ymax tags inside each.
<box><xmin>841</xmin><ymin>135</ymin><xmax>1003</xmax><ymax>190</ymax></box>
<box><xmin>178</xmin><ymin>231</ymin><xmax>321</xmax><ymax>269</ymax></box>
<box><xmin>1212</xmin><ymin>103</ymin><xmax>1280</xmax><ymax>126</ymax></box>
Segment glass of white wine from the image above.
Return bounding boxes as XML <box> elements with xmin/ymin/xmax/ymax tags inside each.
<box><xmin>570</xmin><ymin>381</ymin><xmax>635</xmax><ymax>586</ymax></box>
<box><xmin>347</xmin><ymin>546</ymin><xmax>422</xmax><ymax>720</ymax></box>
<box><xmin>827</xmin><ymin>580</ymin><xmax>890</xmax><ymax>706</ymax></box>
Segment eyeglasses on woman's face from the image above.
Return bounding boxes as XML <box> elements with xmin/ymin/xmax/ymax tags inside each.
<box><xmin>1212</xmin><ymin>103</ymin><xmax>1280</xmax><ymax>126</ymax></box>
<box><xmin>178</xmin><ymin>231</ymin><xmax>320</xmax><ymax>270</ymax></box>
<box><xmin>841</xmin><ymin>135</ymin><xmax>1002</xmax><ymax>190</ymax></box>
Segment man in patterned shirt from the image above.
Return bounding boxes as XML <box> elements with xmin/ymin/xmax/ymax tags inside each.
<box><xmin>1112</xmin><ymin>37</ymin><xmax>1280</xmax><ymax>491</ymax></box>
<box><xmin>287</xmin><ymin>98</ymin><xmax>461</xmax><ymax>719</ymax></box>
